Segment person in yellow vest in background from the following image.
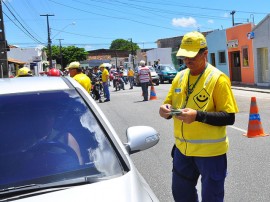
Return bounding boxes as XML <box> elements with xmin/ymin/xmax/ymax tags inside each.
<box><xmin>99</xmin><ymin>64</ymin><xmax>110</xmax><ymax>102</ymax></box>
<box><xmin>66</xmin><ymin>61</ymin><xmax>91</xmax><ymax>93</ymax></box>
<box><xmin>159</xmin><ymin>31</ymin><xmax>239</xmax><ymax>202</ymax></box>
<box><xmin>127</xmin><ymin>67</ymin><xmax>135</xmax><ymax>89</ymax></box>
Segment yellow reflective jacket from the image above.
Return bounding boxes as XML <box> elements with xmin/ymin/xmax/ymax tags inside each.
<box><xmin>73</xmin><ymin>73</ymin><xmax>91</xmax><ymax>93</ymax></box>
<box><xmin>163</xmin><ymin>63</ymin><xmax>238</xmax><ymax>157</ymax></box>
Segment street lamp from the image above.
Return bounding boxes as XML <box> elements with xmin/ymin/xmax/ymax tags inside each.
<box><xmin>129</xmin><ymin>38</ymin><xmax>135</xmax><ymax>69</ymax></box>
<box><xmin>52</xmin><ymin>22</ymin><xmax>76</xmax><ymax>39</ymax></box>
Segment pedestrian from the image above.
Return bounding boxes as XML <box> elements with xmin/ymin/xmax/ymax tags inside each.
<box><xmin>127</xmin><ymin>67</ymin><xmax>135</xmax><ymax>89</ymax></box>
<box><xmin>66</xmin><ymin>61</ymin><xmax>91</xmax><ymax>93</ymax></box>
<box><xmin>159</xmin><ymin>31</ymin><xmax>239</xmax><ymax>202</ymax></box>
<box><xmin>138</xmin><ymin>60</ymin><xmax>152</xmax><ymax>101</ymax></box>
<box><xmin>99</xmin><ymin>64</ymin><xmax>110</xmax><ymax>102</ymax></box>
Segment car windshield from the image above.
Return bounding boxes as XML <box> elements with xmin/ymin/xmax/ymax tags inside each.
<box><xmin>161</xmin><ymin>65</ymin><xmax>175</xmax><ymax>71</ymax></box>
<box><xmin>149</xmin><ymin>67</ymin><xmax>156</xmax><ymax>72</ymax></box>
<box><xmin>0</xmin><ymin>90</ymin><xmax>123</xmax><ymax>189</ymax></box>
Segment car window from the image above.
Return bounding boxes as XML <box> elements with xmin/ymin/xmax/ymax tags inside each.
<box><xmin>161</xmin><ymin>65</ymin><xmax>175</xmax><ymax>71</ymax></box>
<box><xmin>0</xmin><ymin>90</ymin><xmax>123</xmax><ymax>189</ymax></box>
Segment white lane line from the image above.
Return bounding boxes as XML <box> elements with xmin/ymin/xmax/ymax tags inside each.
<box><xmin>228</xmin><ymin>125</ymin><xmax>247</xmax><ymax>133</ymax></box>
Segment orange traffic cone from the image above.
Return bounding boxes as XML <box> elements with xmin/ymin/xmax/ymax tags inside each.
<box><xmin>149</xmin><ymin>85</ymin><xmax>157</xmax><ymax>100</ymax></box>
<box><xmin>243</xmin><ymin>97</ymin><xmax>269</xmax><ymax>138</ymax></box>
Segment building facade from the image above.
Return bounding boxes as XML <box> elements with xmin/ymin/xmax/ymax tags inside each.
<box><xmin>207</xmin><ymin>29</ymin><xmax>230</xmax><ymax>76</ymax></box>
<box><xmin>252</xmin><ymin>14</ymin><xmax>270</xmax><ymax>86</ymax></box>
<box><xmin>226</xmin><ymin>23</ymin><xmax>255</xmax><ymax>84</ymax></box>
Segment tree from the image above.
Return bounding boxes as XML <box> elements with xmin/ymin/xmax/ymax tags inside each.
<box><xmin>110</xmin><ymin>39</ymin><xmax>140</xmax><ymax>52</ymax></box>
<box><xmin>43</xmin><ymin>45</ymin><xmax>88</xmax><ymax>69</ymax></box>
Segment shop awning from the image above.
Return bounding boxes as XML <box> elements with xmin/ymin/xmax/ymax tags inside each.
<box><xmin>8</xmin><ymin>57</ymin><xmax>27</xmax><ymax>65</ymax></box>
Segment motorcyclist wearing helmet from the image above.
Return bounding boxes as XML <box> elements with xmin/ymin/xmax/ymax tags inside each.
<box><xmin>16</xmin><ymin>67</ymin><xmax>33</xmax><ymax>77</ymax></box>
<box><xmin>66</xmin><ymin>61</ymin><xmax>92</xmax><ymax>93</ymax></box>
<box><xmin>47</xmin><ymin>68</ymin><xmax>61</xmax><ymax>76</ymax></box>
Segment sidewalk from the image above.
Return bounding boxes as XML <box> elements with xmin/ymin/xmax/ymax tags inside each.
<box><xmin>231</xmin><ymin>82</ymin><xmax>270</xmax><ymax>93</ymax></box>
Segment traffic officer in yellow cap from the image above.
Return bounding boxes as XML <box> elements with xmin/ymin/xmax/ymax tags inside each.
<box><xmin>159</xmin><ymin>31</ymin><xmax>239</xmax><ymax>202</ymax></box>
<box><xmin>66</xmin><ymin>61</ymin><xmax>91</xmax><ymax>93</ymax></box>
<box><xmin>99</xmin><ymin>63</ymin><xmax>110</xmax><ymax>102</ymax></box>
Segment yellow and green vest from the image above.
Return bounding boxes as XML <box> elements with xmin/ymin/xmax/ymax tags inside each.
<box><xmin>164</xmin><ymin>63</ymin><xmax>238</xmax><ymax>157</ymax></box>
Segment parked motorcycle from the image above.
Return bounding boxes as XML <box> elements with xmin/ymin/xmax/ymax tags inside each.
<box><xmin>90</xmin><ymin>74</ymin><xmax>103</xmax><ymax>101</ymax></box>
<box><xmin>113</xmin><ymin>72</ymin><xmax>125</xmax><ymax>91</ymax></box>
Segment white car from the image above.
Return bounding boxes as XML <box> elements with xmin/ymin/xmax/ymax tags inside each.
<box><xmin>0</xmin><ymin>77</ymin><xmax>160</xmax><ymax>202</ymax></box>
<box><xmin>134</xmin><ymin>66</ymin><xmax>160</xmax><ymax>86</ymax></box>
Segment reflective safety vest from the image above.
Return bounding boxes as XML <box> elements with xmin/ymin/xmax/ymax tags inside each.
<box><xmin>74</xmin><ymin>73</ymin><xmax>91</xmax><ymax>93</ymax></box>
<box><xmin>166</xmin><ymin>63</ymin><xmax>236</xmax><ymax>157</ymax></box>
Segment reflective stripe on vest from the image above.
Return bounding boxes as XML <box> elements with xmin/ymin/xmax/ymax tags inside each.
<box><xmin>176</xmin><ymin>136</ymin><xmax>226</xmax><ymax>144</ymax></box>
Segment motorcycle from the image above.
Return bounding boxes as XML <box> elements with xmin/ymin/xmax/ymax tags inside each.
<box><xmin>113</xmin><ymin>72</ymin><xmax>125</xmax><ymax>91</ymax></box>
<box><xmin>90</xmin><ymin>74</ymin><xmax>103</xmax><ymax>100</ymax></box>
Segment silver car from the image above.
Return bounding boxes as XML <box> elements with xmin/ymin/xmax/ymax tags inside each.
<box><xmin>0</xmin><ymin>77</ymin><xmax>160</xmax><ymax>202</ymax></box>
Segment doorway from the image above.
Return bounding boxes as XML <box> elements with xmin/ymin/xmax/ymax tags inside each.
<box><xmin>257</xmin><ymin>48</ymin><xmax>269</xmax><ymax>83</ymax></box>
<box><xmin>230</xmin><ymin>51</ymin><xmax>241</xmax><ymax>82</ymax></box>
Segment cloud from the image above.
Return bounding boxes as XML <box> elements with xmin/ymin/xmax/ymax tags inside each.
<box><xmin>208</xmin><ymin>19</ymin><xmax>214</xmax><ymax>24</ymax></box>
<box><xmin>223</xmin><ymin>13</ymin><xmax>230</xmax><ymax>18</ymax></box>
<box><xmin>84</xmin><ymin>45</ymin><xmax>92</xmax><ymax>51</ymax></box>
<box><xmin>172</xmin><ymin>17</ymin><xmax>198</xmax><ymax>28</ymax></box>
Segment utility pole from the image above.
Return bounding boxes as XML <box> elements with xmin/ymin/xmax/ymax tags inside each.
<box><xmin>230</xmin><ymin>10</ymin><xmax>236</xmax><ymax>26</ymax></box>
<box><xmin>40</xmin><ymin>14</ymin><xmax>54</xmax><ymax>68</ymax></box>
<box><xmin>0</xmin><ymin>1</ymin><xmax>8</xmax><ymax>78</ymax></box>
<box><xmin>56</xmin><ymin>39</ymin><xmax>63</xmax><ymax>70</ymax></box>
<box><xmin>130</xmin><ymin>38</ymin><xmax>135</xmax><ymax>69</ymax></box>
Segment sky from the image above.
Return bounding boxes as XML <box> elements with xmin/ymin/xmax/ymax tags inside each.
<box><xmin>2</xmin><ymin>0</ymin><xmax>270</xmax><ymax>51</ymax></box>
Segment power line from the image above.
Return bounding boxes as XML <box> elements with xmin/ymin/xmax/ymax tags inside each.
<box><xmin>2</xmin><ymin>1</ymin><xmax>43</xmax><ymax>44</ymax></box>
<box><xmin>3</xmin><ymin>11</ymin><xmax>46</xmax><ymax>45</ymax></box>
<box><xmin>5</xmin><ymin>0</ymin><xmax>43</xmax><ymax>42</ymax></box>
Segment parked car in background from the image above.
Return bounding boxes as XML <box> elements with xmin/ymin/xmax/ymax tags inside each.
<box><xmin>178</xmin><ymin>64</ymin><xmax>187</xmax><ymax>72</ymax></box>
<box><xmin>0</xmin><ymin>77</ymin><xmax>160</xmax><ymax>202</ymax></box>
<box><xmin>149</xmin><ymin>66</ymin><xmax>159</xmax><ymax>85</ymax></box>
<box><xmin>155</xmin><ymin>64</ymin><xmax>177</xmax><ymax>84</ymax></box>
<box><xmin>134</xmin><ymin>66</ymin><xmax>159</xmax><ymax>86</ymax></box>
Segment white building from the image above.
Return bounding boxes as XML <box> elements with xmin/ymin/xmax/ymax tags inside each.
<box><xmin>8</xmin><ymin>47</ymin><xmax>48</xmax><ymax>76</ymax></box>
<box><xmin>146</xmin><ymin>48</ymin><xmax>173</xmax><ymax>66</ymax></box>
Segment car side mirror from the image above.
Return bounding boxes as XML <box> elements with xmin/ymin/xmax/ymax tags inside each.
<box><xmin>124</xmin><ymin>126</ymin><xmax>160</xmax><ymax>155</ymax></box>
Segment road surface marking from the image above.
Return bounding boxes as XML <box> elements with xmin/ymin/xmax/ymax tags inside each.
<box><xmin>229</xmin><ymin>125</ymin><xmax>247</xmax><ymax>133</ymax></box>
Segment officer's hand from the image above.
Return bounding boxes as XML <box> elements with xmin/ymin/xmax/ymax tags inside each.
<box><xmin>159</xmin><ymin>104</ymin><xmax>172</xmax><ymax>119</ymax></box>
<box><xmin>175</xmin><ymin>108</ymin><xmax>197</xmax><ymax>124</ymax></box>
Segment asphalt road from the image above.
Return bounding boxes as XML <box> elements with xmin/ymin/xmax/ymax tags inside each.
<box><xmin>98</xmin><ymin>82</ymin><xmax>270</xmax><ymax>202</ymax></box>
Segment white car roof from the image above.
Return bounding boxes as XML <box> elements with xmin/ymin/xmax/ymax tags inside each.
<box><xmin>0</xmin><ymin>77</ymin><xmax>71</xmax><ymax>95</ymax></box>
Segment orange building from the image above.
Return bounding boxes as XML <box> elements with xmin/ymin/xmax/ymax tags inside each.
<box><xmin>226</xmin><ymin>23</ymin><xmax>255</xmax><ymax>84</ymax></box>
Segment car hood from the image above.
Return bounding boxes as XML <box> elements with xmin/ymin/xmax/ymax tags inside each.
<box><xmin>150</xmin><ymin>72</ymin><xmax>158</xmax><ymax>76</ymax></box>
<box><xmin>11</xmin><ymin>169</ymin><xmax>159</xmax><ymax>202</ymax></box>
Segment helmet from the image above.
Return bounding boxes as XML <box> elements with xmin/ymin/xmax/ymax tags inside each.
<box><xmin>139</xmin><ymin>60</ymin><xmax>146</xmax><ymax>66</ymax></box>
<box><xmin>17</xmin><ymin>67</ymin><xmax>32</xmax><ymax>77</ymax></box>
<box><xmin>47</xmin><ymin>68</ymin><xmax>61</xmax><ymax>76</ymax></box>
<box><xmin>67</xmin><ymin>61</ymin><xmax>80</xmax><ymax>69</ymax></box>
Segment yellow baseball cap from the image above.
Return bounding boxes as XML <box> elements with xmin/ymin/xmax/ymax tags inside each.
<box><xmin>176</xmin><ymin>31</ymin><xmax>207</xmax><ymax>58</ymax></box>
<box><xmin>66</xmin><ymin>61</ymin><xmax>80</xmax><ymax>69</ymax></box>
<box><xmin>99</xmin><ymin>63</ymin><xmax>105</xmax><ymax>68</ymax></box>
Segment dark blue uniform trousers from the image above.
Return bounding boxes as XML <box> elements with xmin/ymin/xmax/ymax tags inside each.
<box><xmin>172</xmin><ymin>147</ymin><xmax>227</xmax><ymax>202</ymax></box>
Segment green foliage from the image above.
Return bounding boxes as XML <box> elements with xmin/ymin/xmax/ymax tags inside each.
<box><xmin>43</xmin><ymin>45</ymin><xmax>88</xmax><ymax>68</ymax></box>
<box><xmin>109</xmin><ymin>39</ymin><xmax>140</xmax><ymax>52</ymax></box>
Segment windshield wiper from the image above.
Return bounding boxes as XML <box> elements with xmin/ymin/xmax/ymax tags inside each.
<box><xmin>0</xmin><ymin>175</ymin><xmax>104</xmax><ymax>199</ymax></box>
